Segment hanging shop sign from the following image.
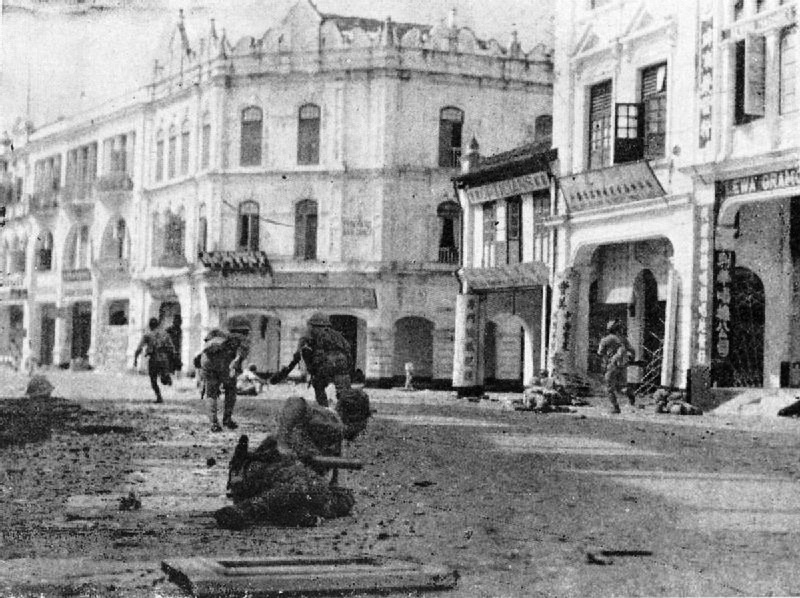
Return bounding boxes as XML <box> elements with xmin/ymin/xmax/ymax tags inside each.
<box><xmin>697</xmin><ymin>14</ymin><xmax>714</xmax><ymax>148</ymax></box>
<box><xmin>719</xmin><ymin>167</ymin><xmax>800</xmax><ymax>199</ymax></box>
<box><xmin>713</xmin><ymin>249</ymin><xmax>734</xmax><ymax>360</ymax></box>
<box><xmin>465</xmin><ymin>171</ymin><xmax>549</xmax><ymax>204</ymax></box>
<box><xmin>559</xmin><ymin>161</ymin><xmax>665</xmax><ymax>212</ymax></box>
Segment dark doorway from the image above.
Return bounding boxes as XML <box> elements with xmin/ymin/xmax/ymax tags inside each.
<box><xmin>484</xmin><ymin>321</ymin><xmax>497</xmax><ymax>382</ymax></box>
<box><xmin>729</xmin><ymin>266</ymin><xmax>765</xmax><ymax>387</ymax></box>
<box><xmin>40</xmin><ymin>307</ymin><xmax>55</xmax><ymax>366</ymax></box>
<box><xmin>636</xmin><ymin>269</ymin><xmax>666</xmax><ymax>395</ymax></box>
<box><xmin>393</xmin><ymin>317</ymin><xmax>434</xmax><ymax>381</ymax></box>
<box><xmin>329</xmin><ymin>315</ymin><xmax>358</xmax><ymax>374</ymax></box>
<box><xmin>71</xmin><ymin>302</ymin><xmax>92</xmax><ymax>359</ymax></box>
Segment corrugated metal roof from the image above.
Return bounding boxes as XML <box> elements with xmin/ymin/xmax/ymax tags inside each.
<box><xmin>458</xmin><ymin>262</ymin><xmax>549</xmax><ymax>292</ymax></box>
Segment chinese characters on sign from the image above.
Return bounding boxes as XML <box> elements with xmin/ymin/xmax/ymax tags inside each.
<box><xmin>465</xmin><ymin>172</ymin><xmax>549</xmax><ymax>204</ymax></box>
<box><xmin>714</xmin><ymin>250</ymin><xmax>734</xmax><ymax>361</ymax></box>
<box><xmin>698</xmin><ymin>16</ymin><xmax>714</xmax><ymax>149</ymax></box>
<box><xmin>461</xmin><ymin>296</ymin><xmax>479</xmax><ymax>385</ymax></box>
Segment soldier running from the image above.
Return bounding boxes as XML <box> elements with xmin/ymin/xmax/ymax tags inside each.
<box><xmin>133</xmin><ymin>317</ymin><xmax>176</xmax><ymax>404</ymax></box>
<box><xmin>199</xmin><ymin>327</ymin><xmax>249</xmax><ymax>432</ymax></box>
<box><xmin>270</xmin><ymin>313</ymin><xmax>352</xmax><ymax>407</ymax></box>
<box><xmin>596</xmin><ymin>319</ymin><xmax>635</xmax><ymax>414</ymax></box>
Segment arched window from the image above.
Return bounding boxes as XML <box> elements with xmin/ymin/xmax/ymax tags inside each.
<box><xmin>297</xmin><ymin>104</ymin><xmax>320</xmax><ymax>165</ymax></box>
<box><xmin>114</xmin><ymin>218</ymin><xmax>127</xmax><ymax>260</ymax></box>
<box><xmin>238</xmin><ymin>201</ymin><xmax>260</xmax><ymax>251</ymax></box>
<box><xmin>437</xmin><ymin>201</ymin><xmax>460</xmax><ymax>264</ymax></box>
<box><xmin>780</xmin><ymin>26</ymin><xmax>797</xmax><ymax>115</ymax></box>
<box><xmin>180</xmin><ymin>119</ymin><xmax>191</xmax><ymax>175</ymax></box>
<box><xmin>36</xmin><ymin>231</ymin><xmax>53</xmax><ymax>271</ymax></box>
<box><xmin>240</xmin><ymin>106</ymin><xmax>263</xmax><ymax>166</ymax></box>
<box><xmin>294</xmin><ymin>199</ymin><xmax>317</xmax><ymax>260</ymax></box>
<box><xmin>438</xmin><ymin>106</ymin><xmax>463</xmax><ymax>168</ymax></box>
<box><xmin>155</xmin><ymin>129</ymin><xmax>164</xmax><ymax>182</ymax></box>
<box><xmin>534</xmin><ymin>114</ymin><xmax>553</xmax><ymax>142</ymax></box>
<box><xmin>167</xmin><ymin>125</ymin><xmax>177</xmax><ymax>179</ymax></box>
<box><xmin>164</xmin><ymin>212</ymin><xmax>185</xmax><ymax>259</ymax></box>
<box><xmin>201</xmin><ymin>112</ymin><xmax>211</xmax><ymax>169</ymax></box>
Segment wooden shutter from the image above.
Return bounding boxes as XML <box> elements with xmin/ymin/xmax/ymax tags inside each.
<box><xmin>589</xmin><ymin>81</ymin><xmax>612</xmax><ymax>169</ymax></box>
<box><xmin>744</xmin><ymin>33</ymin><xmax>766</xmax><ymax>116</ymax></box>
<box><xmin>613</xmin><ymin>103</ymin><xmax>643</xmax><ymax>164</ymax></box>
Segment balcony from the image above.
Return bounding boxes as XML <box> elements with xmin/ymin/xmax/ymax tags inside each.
<box><xmin>199</xmin><ymin>250</ymin><xmax>272</xmax><ymax>276</ymax></box>
<box><xmin>63</xmin><ymin>181</ymin><xmax>95</xmax><ymax>217</ymax></box>
<box><xmin>62</xmin><ymin>268</ymin><xmax>92</xmax><ymax>283</ymax></box>
<box><xmin>438</xmin><ymin>246</ymin><xmax>460</xmax><ymax>265</ymax></box>
<box><xmin>30</xmin><ymin>189</ymin><xmax>60</xmax><ymax>214</ymax></box>
<box><xmin>0</xmin><ymin>272</ymin><xmax>25</xmax><ymax>288</ymax></box>
<box><xmin>95</xmin><ymin>172</ymin><xmax>133</xmax><ymax>207</ymax></box>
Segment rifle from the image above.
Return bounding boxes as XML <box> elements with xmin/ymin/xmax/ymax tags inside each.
<box><xmin>308</xmin><ymin>456</ymin><xmax>363</xmax><ymax>470</ymax></box>
<box><xmin>269</xmin><ymin>351</ymin><xmax>302</xmax><ymax>384</ymax></box>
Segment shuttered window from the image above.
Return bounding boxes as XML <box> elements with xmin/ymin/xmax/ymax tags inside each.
<box><xmin>238</xmin><ymin>201</ymin><xmax>260</xmax><ymax>251</ymax></box>
<box><xmin>781</xmin><ymin>27</ymin><xmax>797</xmax><ymax>115</ymax></box>
<box><xmin>642</xmin><ymin>62</ymin><xmax>667</xmax><ymax>159</ymax></box>
<box><xmin>506</xmin><ymin>196</ymin><xmax>521</xmax><ymax>265</ymax></box>
<box><xmin>438</xmin><ymin>107</ymin><xmax>464</xmax><ymax>168</ymax></box>
<box><xmin>297</xmin><ymin>104</ymin><xmax>320</xmax><ymax>165</ymax></box>
<box><xmin>294</xmin><ymin>199</ymin><xmax>318</xmax><ymax>260</ymax></box>
<box><xmin>241</xmin><ymin>107</ymin><xmax>263</xmax><ymax>166</ymax></box>
<box><xmin>482</xmin><ymin>202</ymin><xmax>496</xmax><ymax>267</ymax></box>
<box><xmin>588</xmin><ymin>80</ymin><xmax>612</xmax><ymax>169</ymax></box>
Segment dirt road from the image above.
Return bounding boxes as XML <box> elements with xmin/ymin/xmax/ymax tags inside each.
<box><xmin>1</xmin><ymin>371</ymin><xmax>800</xmax><ymax>597</ymax></box>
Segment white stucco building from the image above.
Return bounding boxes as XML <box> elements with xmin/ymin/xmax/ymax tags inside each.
<box><xmin>1</xmin><ymin>0</ymin><xmax>554</xmax><ymax>386</ymax></box>
<box><xmin>548</xmin><ymin>0</ymin><xmax>798</xmax><ymax>401</ymax></box>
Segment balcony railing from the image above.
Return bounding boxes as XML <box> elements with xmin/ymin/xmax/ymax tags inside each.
<box><xmin>95</xmin><ymin>172</ymin><xmax>133</xmax><ymax>193</ymax></box>
<box><xmin>0</xmin><ymin>272</ymin><xmax>24</xmax><ymax>287</ymax></box>
<box><xmin>439</xmin><ymin>147</ymin><xmax>463</xmax><ymax>169</ymax></box>
<box><xmin>30</xmin><ymin>189</ymin><xmax>60</xmax><ymax>212</ymax></box>
<box><xmin>63</xmin><ymin>181</ymin><xmax>95</xmax><ymax>203</ymax></box>
<box><xmin>438</xmin><ymin>246</ymin><xmax>460</xmax><ymax>264</ymax></box>
<box><xmin>62</xmin><ymin>268</ymin><xmax>92</xmax><ymax>283</ymax></box>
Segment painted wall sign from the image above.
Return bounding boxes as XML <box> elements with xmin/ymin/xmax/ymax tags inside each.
<box><xmin>698</xmin><ymin>15</ymin><xmax>714</xmax><ymax>148</ymax></box>
<box><xmin>559</xmin><ymin>161</ymin><xmax>665</xmax><ymax>211</ymax></box>
<box><xmin>465</xmin><ymin>172</ymin><xmax>549</xmax><ymax>204</ymax></box>
<box><xmin>342</xmin><ymin>217</ymin><xmax>372</xmax><ymax>236</ymax></box>
<box><xmin>720</xmin><ymin>167</ymin><xmax>800</xmax><ymax>199</ymax></box>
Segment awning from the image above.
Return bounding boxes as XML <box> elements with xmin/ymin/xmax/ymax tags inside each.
<box><xmin>559</xmin><ymin>160</ymin><xmax>665</xmax><ymax>212</ymax></box>
<box><xmin>205</xmin><ymin>286</ymin><xmax>377</xmax><ymax>309</ymax></box>
<box><xmin>464</xmin><ymin>171</ymin><xmax>550</xmax><ymax>205</ymax></box>
<box><xmin>458</xmin><ymin>262</ymin><xmax>549</xmax><ymax>292</ymax></box>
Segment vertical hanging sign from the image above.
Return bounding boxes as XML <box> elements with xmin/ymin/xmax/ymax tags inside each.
<box><xmin>713</xmin><ymin>250</ymin><xmax>735</xmax><ymax>366</ymax></box>
<box><xmin>698</xmin><ymin>15</ymin><xmax>714</xmax><ymax>148</ymax></box>
<box><xmin>744</xmin><ymin>33</ymin><xmax>766</xmax><ymax>116</ymax></box>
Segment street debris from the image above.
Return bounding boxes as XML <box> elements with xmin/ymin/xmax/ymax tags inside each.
<box><xmin>25</xmin><ymin>375</ymin><xmax>54</xmax><ymax>400</ymax></box>
<box><xmin>118</xmin><ymin>491</ymin><xmax>142</xmax><ymax>511</ymax></box>
<box><xmin>161</xmin><ymin>555</ymin><xmax>458</xmax><ymax>597</ymax></box>
<box><xmin>651</xmin><ymin>389</ymin><xmax>702</xmax><ymax>415</ymax></box>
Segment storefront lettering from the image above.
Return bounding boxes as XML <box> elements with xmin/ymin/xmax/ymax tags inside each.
<box><xmin>721</xmin><ymin>167</ymin><xmax>800</xmax><ymax>198</ymax></box>
<box><xmin>466</xmin><ymin>172</ymin><xmax>549</xmax><ymax>204</ymax></box>
<box><xmin>559</xmin><ymin>161</ymin><xmax>664</xmax><ymax>211</ymax></box>
<box><xmin>714</xmin><ymin>250</ymin><xmax>734</xmax><ymax>360</ymax></box>
<box><xmin>698</xmin><ymin>16</ymin><xmax>714</xmax><ymax>148</ymax></box>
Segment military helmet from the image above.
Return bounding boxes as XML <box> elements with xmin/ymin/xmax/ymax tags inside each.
<box><xmin>308</xmin><ymin>312</ymin><xmax>332</xmax><ymax>328</ymax></box>
<box><xmin>607</xmin><ymin>319</ymin><xmax>621</xmax><ymax>333</ymax></box>
<box><xmin>204</xmin><ymin>328</ymin><xmax>227</xmax><ymax>342</ymax></box>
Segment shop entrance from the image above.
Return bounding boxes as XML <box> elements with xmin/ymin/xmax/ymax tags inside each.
<box><xmin>729</xmin><ymin>266</ymin><xmax>765</xmax><ymax>387</ymax></box>
<box><xmin>71</xmin><ymin>302</ymin><xmax>92</xmax><ymax>359</ymax></box>
<box><xmin>40</xmin><ymin>305</ymin><xmax>56</xmax><ymax>366</ymax></box>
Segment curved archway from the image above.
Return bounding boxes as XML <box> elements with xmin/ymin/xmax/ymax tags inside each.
<box><xmin>393</xmin><ymin>316</ymin><xmax>434</xmax><ymax>381</ymax></box>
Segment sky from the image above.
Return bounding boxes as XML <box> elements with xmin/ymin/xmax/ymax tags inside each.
<box><xmin>0</xmin><ymin>0</ymin><xmax>554</xmax><ymax>134</ymax></box>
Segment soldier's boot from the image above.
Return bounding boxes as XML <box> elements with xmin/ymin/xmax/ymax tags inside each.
<box><xmin>211</xmin><ymin>421</ymin><xmax>223</xmax><ymax>433</ymax></box>
<box><xmin>607</xmin><ymin>391</ymin><xmax>621</xmax><ymax>414</ymax></box>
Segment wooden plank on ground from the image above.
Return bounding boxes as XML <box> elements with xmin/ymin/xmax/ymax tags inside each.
<box><xmin>162</xmin><ymin>555</ymin><xmax>458</xmax><ymax>597</ymax></box>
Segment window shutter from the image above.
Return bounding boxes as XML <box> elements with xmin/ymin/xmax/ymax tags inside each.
<box><xmin>613</xmin><ymin>103</ymin><xmax>643</xmax><ymax>164</ymax></box>
<box><xmin>250</xmin><ymin>212</ymin><xmax>259</xmax><ymax>251</ymax></box>
<box><xmin>305</xmin><ymin>213</ymin><xmax>317</xmax><ymax>259</ymax></box>
<box><xmin>744</xmin><ymin>33</ymin><xmax>766</xmax><ymax>116</ymax></box>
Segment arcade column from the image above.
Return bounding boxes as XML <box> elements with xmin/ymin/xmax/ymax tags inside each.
<box><xmin>548</xmin><ymin>267</ymin><xmax>580</xmax><ymax>375</ymax></box>
<box><xmin>452</xmin><ymin>292</ymin><xmax>485</xmax><ymax>396</ymax></box>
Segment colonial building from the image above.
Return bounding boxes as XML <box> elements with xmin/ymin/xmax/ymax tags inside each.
<box><xmin>549</xmin><ymin>0</ymin><xmax>701</xmax><ymax>393</ymax></box>
<box><xmin>451</xmin><ymin>139</ymin><xmax>557</xmax><ymax>394</ymax></box>
<box><xmin>3</xmin><ymin>0</ymin><xmax>553</xmax><ymax>385</ymax></box>
<box><xmin>687</xmin><ymin>0</ymin><xmax>799</xmax><ymax>391</ymax></box>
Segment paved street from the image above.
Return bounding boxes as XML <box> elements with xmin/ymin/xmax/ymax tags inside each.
<box><xmin>2</xmin><ymin>370</ymin><xmax>800</xmax><ymax>597</ymax></box>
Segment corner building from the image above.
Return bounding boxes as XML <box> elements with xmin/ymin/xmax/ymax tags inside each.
<box><xmin>4</xmin><ymin>0</ymin><xmax>553</xmax><ymax>385</ymax></box>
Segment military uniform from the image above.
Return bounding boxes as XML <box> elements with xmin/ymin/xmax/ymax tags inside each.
<box><xmin>215</xmin><ymin>395</ymin><xmax>367</xmax><ymax>530</ymax></box>
<box><xmin>200</xmin><ymin>329</ymin><xmax>249</xmax><ymax>431</ymax></box>
<box><xmin>597</xmin><ymin>323</ymin><xmax>635</xmax><ymax>413</ymax></box>
<box><xmin>134</xmin><ymin>328</ymin><xmax>176</xmax><ymax>404</ymax></box>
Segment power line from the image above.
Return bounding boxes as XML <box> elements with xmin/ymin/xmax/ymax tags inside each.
<box><xmin>221</xmin><ymin>199</ymin><xmax>294</xmax><ymax>227</ymax></box>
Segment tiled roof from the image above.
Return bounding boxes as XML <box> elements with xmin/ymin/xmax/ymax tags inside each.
<box><xmin>478</xmin><ymin>139</ymin><xmax>553</xmax><ymax>169</ymax></box>
<box><xmin>199</xmin><ymin>251</ymin><xmax>272</xmax><ymax>276</ymax></box>
<box><xmin>453</xmin><ymin>140</ymin><xmax>557</xmax><ymax>187</ymax></box>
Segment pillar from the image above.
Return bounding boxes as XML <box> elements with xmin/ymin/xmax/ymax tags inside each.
<box><xmin>53</xmin><ymin>303</ymin><xmax>71</xmax><ymax>367</ymax></box>
<box><xmin>661</xmin><ymin>265</ymin><xmax>679</xmax><ymax>387</ymax></box>
<box><xmin>452</xmin><ymin>292</ymin><xmax>483</xmax><ymax>393</ymax></box>
<box><xmin>365</xmin><ymin>326</ymin><xmax>393</xmax><ymax>384</ymax></box>
<box><xmin>549</xmin><ymin>267</ymin><xmax>580</xmax><ymax>375</ymax></box>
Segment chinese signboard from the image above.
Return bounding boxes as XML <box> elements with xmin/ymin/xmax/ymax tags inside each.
<box><xmin>698</xmin><ymin>15</ymin><xmax>714</xmax><ymax>148</ymax></box>
<box><xmin>465</xmin><ymin>171</ymin><xmax>549</xmax><ymax>205</ymax></box>
<box><xmin>713</xmin><ymin>250</ymin><xmax>734</xmax><ymax>361</ymax></box>
<box><xmin>559</xmin><ymin>161</ymin><xmax>665</xmax><ymax>212</ymax></box>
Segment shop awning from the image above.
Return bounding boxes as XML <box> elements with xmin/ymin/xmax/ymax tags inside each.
<box><xmin>559</xmin><ymin>160</ymin><xmax>665</xmax><ymax>212</ymax></box>
<box><xmin>205</xmin><ymin>286</ymin><xmax>377</xmax><ymax>309</ymax></box>
<box><xmin>458</xmin><ymin>262</ymin><xmax>549</xmax><ymax>292</ymax></box>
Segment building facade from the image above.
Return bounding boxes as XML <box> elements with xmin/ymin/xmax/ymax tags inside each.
<box><xmin>2</xmin><ymin>0</ymin><xmax>553</xmax><ymax>385</ymax></box>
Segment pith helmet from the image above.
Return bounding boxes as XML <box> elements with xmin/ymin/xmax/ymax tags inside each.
<box><xmin>607</xmin><ymin>320</ymin><xmax>621</xmax><ymax>333</ymax></box>
<box><xmin>308</xmin><ymin>312</ymin><xmax>332</xmax><ymax>328</ymax></box>
<box><xmin>204</xmin><ymin>328</ymin><xmax>227</xmax><ymax>342</ymax></box>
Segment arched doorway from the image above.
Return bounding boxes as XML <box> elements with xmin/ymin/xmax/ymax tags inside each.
<box><xmin>631</xmin><ymin>269</ymin><xmax>666</xmax><ymax>394</ymax></box>
<box><xmin>729</xmin><ymin>267</ymin><xmax>765</xmax><ymax>387</ymax></box>
<box><xmin>484</xmin><ymin>315</ymin><xmax>526</xmax><ymax>390</ymax></box>
<box><xmin>329</xmin><ymin>315</ymin><xmax>365</xmax><ymax>375</ymax></box>
<box><xmin>393</xmin><ymin>316</ymin><xmax>434</xmax><ymax>382</ymax></box>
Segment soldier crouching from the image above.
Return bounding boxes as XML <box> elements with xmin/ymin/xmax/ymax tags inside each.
<box><xmin>214</xmin><ymin>390</ymin><xmax>370</xmax><ymax>530</ymax></box>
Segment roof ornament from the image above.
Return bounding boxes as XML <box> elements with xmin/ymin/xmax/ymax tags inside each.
<box><xmin>509</xmin><ymin>30</ymin><xmax>522</xmax><ymax>58</ymax></box>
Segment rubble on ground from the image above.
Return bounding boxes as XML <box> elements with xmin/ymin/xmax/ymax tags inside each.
<box><xmin>651</xmin><ymin>389</ymin><xmax>702</xmax><ymax>415</ymax></box>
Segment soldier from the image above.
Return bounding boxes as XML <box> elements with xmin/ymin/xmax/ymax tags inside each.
<box><xmin>271</xmin><ymin>313</ymin><xmax>352</xmax><ymax>407</ymax></box>
<box><xmin>214</xmin><ymin>391</ymin><xmax>370</xmax><ymax>530</ymax></box>
<box><xmin>133</xmin><ymin>317</ymin><xmax>176</xmax><ymax>404</ymax></box>
<box><xmin>200</xmin><ymin>327</ymin><xmax>249</xmax><ymax>432</ymax></box>
<box><xmin>596</xmin><ymin>319</ymin><xmax>635</xmax><ymax>414</ymax></box>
